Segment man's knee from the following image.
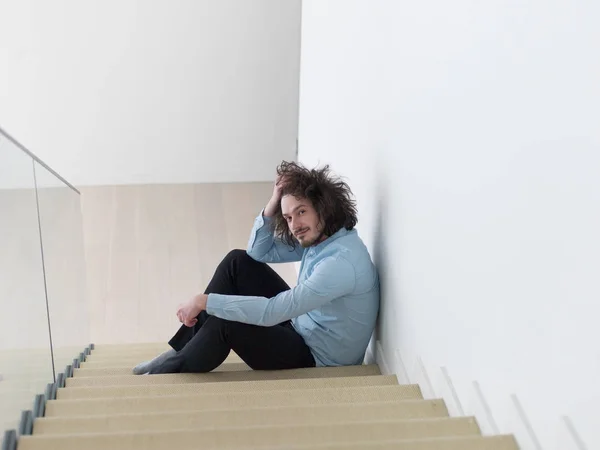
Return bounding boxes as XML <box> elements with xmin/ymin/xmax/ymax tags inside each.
<box><xmin>223</xmin><ymin>249</ymin><xmax>248</xmax><ymax>264</ymax></box>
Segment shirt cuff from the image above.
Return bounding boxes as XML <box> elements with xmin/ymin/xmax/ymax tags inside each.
<box><xmin>206</xmin><ymin>293</ymin><xmax>227</xmax><ymax>316</ymax></box>
<box><xmin>259</xmin><ymin>208</ymin><xmax>273</xmax><ymax>223</ymax></box>
<box><xmin>248</xmin><ymin>209</ymin><xmax>270</xmax><ymax>250</ymax></box>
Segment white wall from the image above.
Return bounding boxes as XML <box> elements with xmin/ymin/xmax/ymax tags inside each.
<box><xmin>0</xmin><ymin>0</ymin><xmax>300</xmax><ymax>186</ymax></box>
<box><xmin>299</xmin><ymin>1</ymin><xmax>599</xmax><ymax>449</ymax></box>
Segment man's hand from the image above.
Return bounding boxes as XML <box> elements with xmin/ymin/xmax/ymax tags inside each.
<box><xmin>264</xmin><ymin>174</ymin><xmax>287</xmax><ymax>217</ymax></box>
<box><xmin>177</xmin><ymin>294</ymin><xmax>208</xmax><ymax>327</ymax></box>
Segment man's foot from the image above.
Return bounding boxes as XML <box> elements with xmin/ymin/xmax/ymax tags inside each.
<box><xmin>132</xmin><ymin>349</ymin><xmax>176</xmax><ymax>375</ymax></box>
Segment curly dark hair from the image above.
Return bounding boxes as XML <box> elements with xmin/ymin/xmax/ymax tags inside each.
<box><xmin>272</xmin><ymin>161</ymin><xmax>358</xmax><ymax>248</ymax></box>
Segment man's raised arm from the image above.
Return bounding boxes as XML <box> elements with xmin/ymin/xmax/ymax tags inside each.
<box><xmin>246</xmin><ymin>175</ymin><xmax>304</xmax><ymax>264</ymax></box>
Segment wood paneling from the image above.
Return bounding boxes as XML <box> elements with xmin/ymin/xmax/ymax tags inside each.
<box><xmin>80</xmin><ymin>183</ymin><xmax>298</xmax><ymax>345</ymax></box>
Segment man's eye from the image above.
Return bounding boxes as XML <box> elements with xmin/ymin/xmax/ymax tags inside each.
<box><xmin>299</xmin><ymin>210</ymin><xmax>305</xmax><ymax>215</ymax></box>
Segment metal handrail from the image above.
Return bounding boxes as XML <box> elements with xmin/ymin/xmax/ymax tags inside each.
<box><xmin>0</xmin><ymin>126</ymin><xmax>80</xmax><ymax>195</ymax></box>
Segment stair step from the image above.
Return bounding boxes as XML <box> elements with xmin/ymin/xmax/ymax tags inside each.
<box><xmin>81</xmin><ymin>354</ymin><xmax>244</xmax><ymax>369</ymax></box>
<box><xmin>80</xmin><ymin>352</ymin><xmax>242</xmax><ymax>368</ymax></box>
<box><xmin>65</xmin><ymin>364</ymin><xmax>381</xmax><ymax>387</ymax></box>
<box><xmin>34</xmin><ymin>400</ymin><xmax>448</xmax><ymax>434</ymax></box>
<box><xmin>46</xmin><ymin>385</ymin><xmax>422</xmax><ymax>417</ymax></box>
<box><xmin>278</xmin><ymin>435</ymin><xmax>520</xmax><ymax>450</ymax></box>
<box><xmin>73</xmin><ymin>362</ymin><xmax>250</xmax><ymax>377</ymax></box>
<box><xmin>19</xmin><ymin>418</ymin><xmax>480</xmax><ymax>449</ymax></box>
<box><xmin>57</xmin><ymin>374</ymin><xmax>399</xmax><ymax>399</ymax></box>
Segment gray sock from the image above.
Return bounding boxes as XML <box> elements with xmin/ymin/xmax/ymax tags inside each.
<box><xmin>132</xmin><ymin>349</ymin><xmax>176</xmax><ymax>375</ymax></box>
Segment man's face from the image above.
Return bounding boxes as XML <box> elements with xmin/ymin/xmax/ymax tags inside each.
<box><xmin>281</xmin><ymin>195</ymin><xmax>326</xmax><ymax>248</ymax></box>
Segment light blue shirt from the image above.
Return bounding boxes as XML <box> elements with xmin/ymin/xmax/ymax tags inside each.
<box><xmin>206</xmin><ymin>210</ymin><xmax>380</xmax><ymax>367</ymax></box>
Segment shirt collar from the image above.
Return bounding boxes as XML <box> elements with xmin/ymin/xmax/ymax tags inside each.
<box><xmin>310</xmin><ymin>227</ymin><xmax>350</xmax><ymax>254</ymax></box>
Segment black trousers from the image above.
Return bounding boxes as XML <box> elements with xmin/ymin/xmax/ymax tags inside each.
<box><xmin>149</xmin><ymin>250</ymin><xmax>316</xmax><ymax>373</ymax></box>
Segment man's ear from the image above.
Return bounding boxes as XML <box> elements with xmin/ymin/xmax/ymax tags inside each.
<box><xmin>317</xmin><ymin>216</ymin><xmax>325</xmax><ymax>232</ymax></box>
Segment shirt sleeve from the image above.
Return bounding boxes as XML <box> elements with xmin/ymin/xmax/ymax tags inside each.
<box><xmin>246</xmin><ymin>209</ymin><xmax>304</xmax><ymax>263</ymax></box>
<box><xmin>206</xmin><ymin>256</ymin><xmax>356</xmax><ymax>326</ymax></box>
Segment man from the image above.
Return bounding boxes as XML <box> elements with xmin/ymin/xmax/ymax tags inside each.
<box><xmin>133</xmin><ymin>161</ymin><xmax>379</xmax><ymax>374</ymax></box>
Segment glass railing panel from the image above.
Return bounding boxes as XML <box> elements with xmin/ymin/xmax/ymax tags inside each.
<box><xmin>33</xmin><ymin>161</ymin><xmax>89</xmax><ymax>376</ymax></box>
<box><xmin>0</xmin><ymin>134</ymin><xmax>54</xmax><ymax>436</ymax></box>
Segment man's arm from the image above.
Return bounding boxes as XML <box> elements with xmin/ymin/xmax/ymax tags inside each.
<box><xmin>246</xmin><ymin>174</ymin><xmax>303</xmax><ymax>264</ymax></box>
<box><xmin>205</xmin><ymin>256</ymin><xmax>356</xmax><ymax>326</ymax></box>
<box><xmin>246</xmin><ymin>210</ymin><xmax>304</xmax><ymax>263</ymax></box>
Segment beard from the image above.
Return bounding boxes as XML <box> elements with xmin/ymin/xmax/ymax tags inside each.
<box><xmin>298</xmin><ymin>229</ymin><xmax>326</xmax><ymax>248</ymax></box>
<box><xmin>298</xmin><ymin>237</ymin><xmax>314</xmax><ymax>248</ymax></box>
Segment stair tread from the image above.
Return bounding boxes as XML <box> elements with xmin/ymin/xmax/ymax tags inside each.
<box><xmin>46</xmin><ymin>385</ymin><xmax>423</xmax><ymax>416</ymax></box>
<box><xmin>20</xmin><ymin>418</ymin><xmax>481</xmax><ymax>449</ymax></box>
<box><xmin>58</xmin><ymin>374</ymin><xmax>399</xmax><ymax>399</ymax></box>
<box><xmin>73</xmin><ymin>361</ymin><xmax>250</xmax><ymax>377</ymax></box>
<box><xmin>280</xmin><ymin>435</ymin><xmax>520</xmax><ymax>450</ymax></box>
<box><xmin>84</xmin><ymin>348</ymin><xmax>243</xmax><ymax>362</ymax></box>
<box><xmin>18</xmin><ymin>435</ymin><xmax>520</xmax><ymax>450</ymax></box>
<box><xmin>82</xmin><ymin>355</ymin><xmax>243</xmax><ymax>365</ymax></box>
<box><xmin>65</xmin><ymin>364</ymin><xmax>382</xmax><ymax>387</ymax></box>
<box><xmin>34</xmin><ymin>417</ymin><xmax>472</xmax><ymax>436</ymax></box>
<box><xmin>79</xmin><ymin>352</ymin><xmax>242</xmax><ymax>368</ymax></box>
<box><xmin>34</xmin><ymin>400</ymin><xmax>450</xmax><ymax>434</ymax></box>
<box><xmin>82</xmin><ymin>353</ymin><xmax>243</xmax><ymax>366</ymax></box>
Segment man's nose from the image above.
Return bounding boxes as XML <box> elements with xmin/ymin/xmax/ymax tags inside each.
<box><xmin>291</xmin><ymin>217</ymin><xmax>301</xmax><ymax>231</ymax></box>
